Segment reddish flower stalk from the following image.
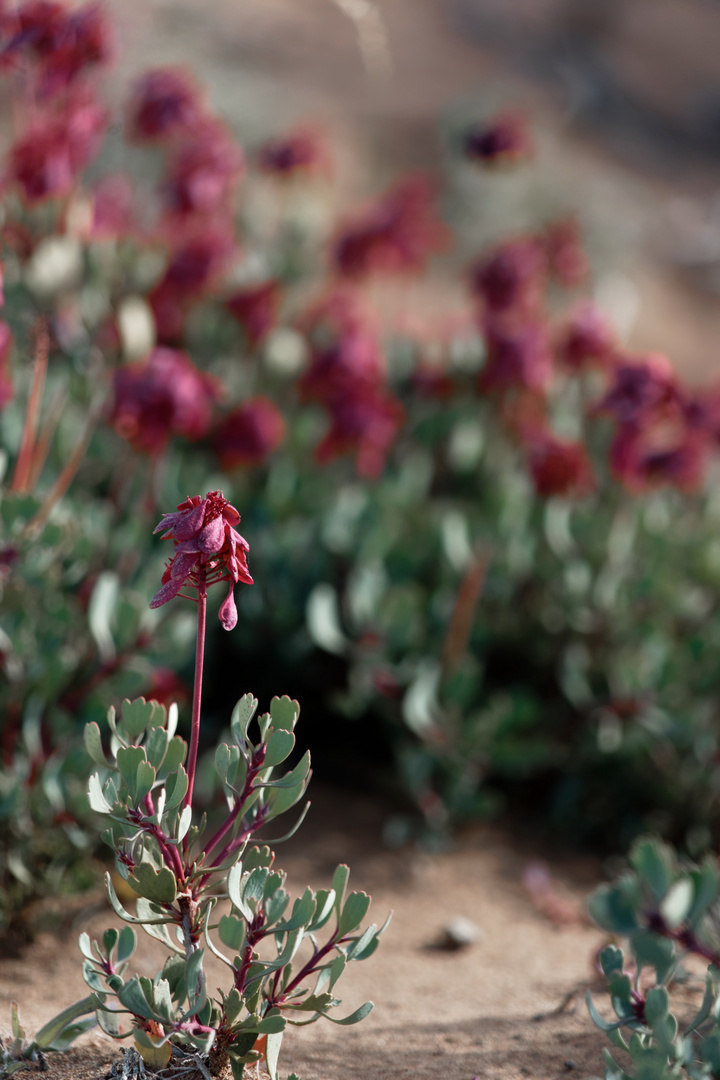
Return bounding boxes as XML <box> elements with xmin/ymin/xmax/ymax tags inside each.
<box><xmin>150</xmin><ymin>491</ymin><xmax>252</xmax><ymax>812</ymax></box>
<box><xmin>186</xmin><ymin>575</ymin><xmax>207</xmax><ymax>813</ymax></box>
<box><xmin>11</xmin><ymin>319</ymin><xmax>48</xmax><ymax>493</ymax></box>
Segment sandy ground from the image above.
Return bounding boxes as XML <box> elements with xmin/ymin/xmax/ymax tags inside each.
<box><xmin>0</xmin><ymin>786</ymin><xmax>612</xmax><ymax>1080</ymax></box>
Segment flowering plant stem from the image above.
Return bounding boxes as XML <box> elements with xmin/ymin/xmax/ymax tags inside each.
<box><xmin>185</xmin><ymin>575</ymin><xmax>207</xmax><ymax>813</ymax></box>
<box><xmin>15</xmin><ymin>490</ymin><xmax>391</xmax><ymax>1080</ymax></box>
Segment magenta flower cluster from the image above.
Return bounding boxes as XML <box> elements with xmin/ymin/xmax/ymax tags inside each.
<box><xmin>150</xmin><ymin>492</ymin><xmax>253</xmax><ymax>630</ymax></box>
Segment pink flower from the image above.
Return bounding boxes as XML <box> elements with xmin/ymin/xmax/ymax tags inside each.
<box><xmin>148</xmin><ymin>227</ymin><xmax>237</xmax><ymax>343</ymax></box>
<box><xmin>609</xmin><ymin>426</ymin><xmax>708</xmax><ymax>494</ymax></box>
<box><xmin>332</xmin><ymin>176</ymin><xmax>447</xmax><ymax>280</ymax></box>
<box><xmin>89</xmin><ymin>173</ymin><xmax>135</xmax><ymax>239</ymax></box>
<box><xmin>464</xmin><ymin>112</ymin><xmax>533</xmax><ymax>167</ymax></box>
<box><xmin>150</xmin><ymin>491</ymin><xmax>252</xmax><ymax>629</ymax></box>
<box><xmin>212</xmin><ymin>397</ymin><xmax>286</xmax><ymax>468</ymax></box>
<box><xmin>161</xmin><ymin>122</ymin><xmax>244</xmax><ymax>220</ymax></box>
<box><xmin>315</xmin><ymin>385</ymin><xmax>404</xmax><ymax>479</ymax></box>
<box><xmin>594</xmin><ymin>355</ymin><xmax>679</xmax><ymax>427</ymax></box>
<box><xmin>556</xmin><ymin>302</ymin><xmax>615</xmax><ymax>371</ymax></box>
<box><xmin>526</xmin><ymin>431</ymin><xmax>595</xmax><ymax>498</ymax></box>
<box><xmin>224</xmin><ymin>280</ymin><xmax>281</xmax><ymax>347</ymax></box>
<box><xmin>125</xmin><ymin>67</ymin><xmax>203</xmax><ymax>143</ymax></box>
<box><xmin>9</xmin><ymin>1</ymin><xmax>115</xmax><ymax>94</ymax></box>
<box><xmin>542</xmin><ymin>218</ymin><xmax>588</xmax><ymax>289</ymax></box>
<box><xmin>469</xmin><ymin>238</ymin><xmax>546</xmax><ymax>314</ymax></box>
<box><xmin>596</xmin><ymin>354</ymin><xmax>709</xmax><ymax>492</ymax></box>
<box><xmin>298</xmin><ymin>290</ymin><xmax>402</xmax><ymax>477</ymax></box>
<box><xmin>6</xmin><ymin>92</ymin><xmax>107</xmax><ymax>204</ymax></box>
<box><xmin>109</xmin><ymin>347</ymin><xmax>220</xmax><ymax>455</ymax></box>
<box><xmin>479</xmin><ymin>314</ymin><xmax>553</xmax><ymax>394</ymax></box>
<box><xmin>258</xmin><ymin>128</ymin><xmax>329</xmax><ymax>178</ymax></box>
<box><xmin>299</xmin><ymin>290</ymin><xmax>384</xmax><ymax>403</ymax></box>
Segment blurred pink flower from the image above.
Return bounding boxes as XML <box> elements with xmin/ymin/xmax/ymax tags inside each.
<box><xmin>89</xmin><ymin>173</ymin><xmax>135</xmax><ymax>238</ymax></box>
<box><xmin>469</xmin><ymin>237</ymin><xmax>546</xmax><ymax>314</ymax></box>
<box><xmin>542</xmin><ymin>218</ymin><xmax>588</xmax><ymax>289</ymax></box>
<box><xmin>162</xmin><ymin>121</ymin><xmax>244</xmax><ymax>219</ymax></box>
<box><xmin>464</xmin><ymin>111</ymin><xmax>533</xmax><ymax>167</ymax></box>
<box><xmin>257</xmin><ymin>127</ymin><xmax>330</xmax><ymax>178</ymax></box>
<box><xmin>597</xmin><ymin>354</ymin><xmax>709</xmax><ymax>492</ymax></box>
<box><xmin>109</xmin><ymin>346</ymin><xmax>220</xmax><ymax>454</ymax></box>
<box><xmin>224</xmin><ymin>280</ymin><xmax>281</xmax><ymax>347</ymax></box>
<box><xmin>299</xmin><ymin>290</ymin><xmax>384</xmax><ymax>403</ymax></box>
<box><xmin>148</xmin><ymin>227</ymin><xmax>238</xmax><ymax>342</ymax></box>
<box><xmin>332</xmin><ymin>176</ymin><xmax>447</xmax><ymax>279</ymax></box>
<box><xmin>479</xmin><ymin>314</ymin><xmax>553</xmax><ymax>394</ymax></box>
<box><xmin>125</xmin><ymin>66</ymin><xmax>203</xmax><ymax>143</ymax></box>
<box><xmin>6</xmin><ymin>91</ymin><xmax>106</xmax><ymax>203</ymax></box>
<box><xmin>556</xmin><ymin>302</ymin><xmax>616</xmax><ymax>371</ymax></box>
<box><xmin>315</xmin><ymin>385</ymin><xmax>404</xmax><ymax>479</ymax></box>
<box><xmin>527</xmin><ymin>430</ymin><xmax>595</xmax><ymax>498</ymax></box>
<box><xmin>609</xmin><ymin>427</ymin><xmax>708</xmax><ymax>494</ymax></box>
<box><xmin>212</xmin><ymin>396</ymin><xmax>286</xmax><ymax>468</ymax></box>
<box><xmin>150</xmin><ymin>491</ymin><xmax>252</xmax><ymax>629</ymax></box>
<box><xmin>595</xmin><ymin>354</ymin><xmax>679</xmax><ymax>427</ymax></box>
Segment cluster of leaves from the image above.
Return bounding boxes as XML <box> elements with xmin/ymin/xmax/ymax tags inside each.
<box><xmin>588</xmin><ymin>837</ymin><xmax>720</xmax><ymax>1080</ymax></box>
<box><xmin>64</xmin><ymin>693</ymin><xmax>388</xmax><ymax>1079</ymax></box>
<box><xmin>0</xmin><ymin>999</ymin><xmax>97</xmax><ymax>1077</ymax></box>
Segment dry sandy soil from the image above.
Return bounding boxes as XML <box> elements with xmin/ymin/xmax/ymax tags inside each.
<box><xmin>0</xmin><ymin>785</ymin><xmax>612</xmax><ymax>1080</ymax></box>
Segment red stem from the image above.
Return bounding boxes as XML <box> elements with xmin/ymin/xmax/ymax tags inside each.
<box><xmin>11</xmin><ymin>320</ymin><xmax>48</xmax><ymax>493</ymax></box>
<box><xmin>184</xmin><ymin>578</ymin><xmax>207</xmax><ymax>815</ymax></box>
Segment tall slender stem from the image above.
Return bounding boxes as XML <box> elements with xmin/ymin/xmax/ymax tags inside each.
<box><xmin>12</xmin><ymin>319</ymin><xmax>48</xmax><ymax>493</ymax></box>
<box><xmin>184</xmin><ymin>578</ymin><xmax>207</xmax><ymax>814</ymax></box>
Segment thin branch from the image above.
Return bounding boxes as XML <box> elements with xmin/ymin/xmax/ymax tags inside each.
<box><xmin>11</xmin><ymin>319</ymin><xmax>49</xmax><ymax>493</ymax></box>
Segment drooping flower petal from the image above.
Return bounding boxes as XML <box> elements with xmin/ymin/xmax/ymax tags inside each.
<box><xmin>218</xmin><ymin>586</ymin><xmax>238</xmax><ymax>631</ymax></box>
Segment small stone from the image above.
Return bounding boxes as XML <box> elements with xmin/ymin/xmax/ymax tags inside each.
<box><xmin>564</xmin><ymin>1061</ymin><xmax>577</xmax><ymax>1070</ymax></box>
<box><xmin>436</xmin><ymin>915</ymin><xmax>484</xmax><ymax>950</ymax></box>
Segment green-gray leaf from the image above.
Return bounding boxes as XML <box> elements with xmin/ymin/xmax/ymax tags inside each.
<box><xmin>127</xmin><ymin>862</ymin><xmax>177</xmax><ymax>904</ymax></box>
<box><xmin>269</xmin><ymin>696</ymin><xmax>300</xmax><ymax>732</ymax></box>
<box><xmin>264</xmin><ymin>728</ymin><xmax>295</xmax><ymax>768</ymax></box>
<box><xmin>84</xmin><ymin>722</ymin><xmax>109</xmax><ymax>768</ymax></box>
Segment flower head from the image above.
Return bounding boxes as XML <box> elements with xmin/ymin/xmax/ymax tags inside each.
<box><xmin>332</xmin><ymin>176</ymin><xmax>447</xmax><ymax>280</ymax></box>
<box><xmin>464</xmin><ymin>112</ymin><xmax>533</xmax><ymax>167</ymax></box>
<box><xmin>556</xmin><ymin>302</ymin><xmax>615</xmax><ymax>371</ymax></box>
<box><xmin>224</xmin><ymin>280</ymin><xmax>281</xmax><ymax>347</ymax></box>
<box><xmin>479</xmin><ymin>314</ymin><xmax>553</xmax><ymax>395</ymax></box>
<box><xmin>125</xmin><ymin>67</ymin><xmax>203</xmax><ymax>143</ymax></box>
<box><xmin>212</xmin><ymin>397</ymin><xmax>286</xmax><ymax>469</ymax></box>
<box><xmin>470</xmin><ymin>238</ymin><xmax>546</xmax><ymax>314</ymax></box>
<box><xmin>109</xmin><ymin>346</ymin><xmax>220</xmax><ymax>455</ymax></box>
<box><xmin>258</xmin><ymin>128</ymin><xmax>329</xmax><ymax>178</ymax></box>
<box><xmin>161</xmin><ymin>122</ymin><xmax>244</xmax><ymax>220</ymax></box>
<box><xmin>526</xmin><ymin>431</ymin><xmax>595</xmax><ymax>498</ymax></box>
<box><xmin>150</xmin><ymin>491</ymin><xmax>252</xmax><ymax>629</ymax></box>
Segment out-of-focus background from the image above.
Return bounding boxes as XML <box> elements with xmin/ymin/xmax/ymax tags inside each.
<box><xmin>110</xmin><ymin>0</ymin><xmax>720</xmax><ymax>380</ymax></box>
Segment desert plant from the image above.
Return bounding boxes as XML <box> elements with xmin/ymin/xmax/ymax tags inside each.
<box><xmin>4</xmin><ymin>490</ymin><xmax>388</xmax><ymax>1080</ymax></box>
<box><xmin>588</xmin><ymin>836</ymin><xmax>720</xmax><ymax>1080</ymax></box>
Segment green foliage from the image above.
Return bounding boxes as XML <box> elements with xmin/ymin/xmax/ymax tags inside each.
<box><xmin>39</xmin><ymin>695</ymin><xmax>390</xmax><ymax>1079</ymax></box>
<box><xmin>0</xmin><ymin>999</ymin><xmax>97</xmax><ymax>1076</ymax></box>
<box><xmin>587</xmin><ymin>836</ymin><xmax>720</xmax><ymax>1080</ymax></box>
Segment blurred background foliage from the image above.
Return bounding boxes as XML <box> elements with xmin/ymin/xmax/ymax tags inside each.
<box><xmin>4</xmin><ymin>0</ymin><xmax>720</xmax><ymax>946</ymax></box>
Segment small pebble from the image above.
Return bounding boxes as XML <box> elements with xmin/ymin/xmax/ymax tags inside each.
<box><xmin>436</xmin><ymin>915</ymin><xmax>484</xmax><ymax>950</ymax></box>
<box><xmin>564</xmin><ymin>1061</ymin><xmax>577</xmax><ymax>1070</ymax></box>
